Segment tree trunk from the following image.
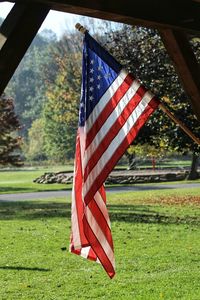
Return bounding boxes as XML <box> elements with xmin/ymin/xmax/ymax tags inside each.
<box><xmin>125</xmin><ymin>151</ymin><xmax>137</xmax><ymax>170</ymax></box>
<box><xmin>187</xmin><ymin>153</ymin><xmax>199</xmax><ymax>180</ymax></box>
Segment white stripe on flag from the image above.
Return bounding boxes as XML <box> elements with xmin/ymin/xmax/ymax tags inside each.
<box><xmin>83</xmin><ymin>91</ymin><xmax>154</xmax><ymax>196</ymax></box>
<box><xmin>80</xmin><ymin>246</ymin><xmax>91</xmax><ymax>258</ymax></box>
<box><xmin>94</xmin><ymin>191</ymin><xmax>111</xmax><ymax>228</ymax></box>
<box><xmin>71</xmin><ymin>183</ymin><xmax>82</xmax><ymax>249</ymax></box>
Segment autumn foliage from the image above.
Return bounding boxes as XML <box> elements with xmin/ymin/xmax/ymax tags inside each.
<box><xmin>0</xmin><ymin>95</ymin><xmax>23</xmax><ymax>166</ymax></box>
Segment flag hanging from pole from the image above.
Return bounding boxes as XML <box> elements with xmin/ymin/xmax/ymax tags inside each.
<box><xmin>70</xmin><ymin>31</ymin><xmax>160</xmax><ymax>278</ymax></box>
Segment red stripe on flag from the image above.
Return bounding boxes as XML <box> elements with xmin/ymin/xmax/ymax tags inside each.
<box><xmin>87</xmin><ymin>247</ymin><xmax>98</xmax><ymax>261</ymax></box>
<box><xmin>88</xmin><ymin>200</ymin><xmax>113</xmax><ymax>247</ymax></box>
<box><xmin>98</xmin><ymin>185</ymin><xmax>106</xmax><ymax>203</ymax></box>
<box><xmin>84</xmin><ymin>97</ymin><xmax>159</xmax><ymax>204</ymax></box>
<box><xmin>73</xmin><ymin>132</ymin><xmax>88</xmax><ymax>246</ymax></box>
<box><xmin>83</xmin><ymin>215</ymin><xmax>115</xmax><ymax>278</ymax></box>
<box><xmin>70</xmin><ymin>234</ymin><xmax>81</xmax><ymax>255</ymax></box>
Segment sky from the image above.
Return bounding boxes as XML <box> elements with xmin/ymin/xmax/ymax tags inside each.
<box><xmin>0</xmin><ymin>1</ymin><xmax>81</xmax><ymax>37</ymax></box>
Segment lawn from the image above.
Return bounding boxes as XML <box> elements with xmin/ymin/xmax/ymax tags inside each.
<box><xmin>0</xmin><ymin>166</ymin><xmax>73</xmax><ymax>194</ymax></box>
<box><xmin>0</xmin><ymin>189</ymin><xmax>200</xmax><ymax>300</ymax></box>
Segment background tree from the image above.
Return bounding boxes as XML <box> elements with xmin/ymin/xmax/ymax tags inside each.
<box><xmin>0</xmin><ymin>95</ymin><xmax>23</xmax><ymax>166</ymax></box>
<box><xmin>105</xmin><ymin>25</ymin><xmax>200</xmax><ymax>178</ymax></box>
<box><xmin>25</xmin><ymin>118</ymin><xmax>47</xmax><ymax>161</ymax></box>
<box><xmin>43</xmin><ymin>34</ymin><xmax>82</xmax><ymax>162</ymax></box>
<box><xmin>3</xmin><ymin>18</ymin><xmax>199</xmax><ymax>172</ymax></box>
<box><xmin>6</xmin><ymin>31</ymin><xmax>58</xmax><ymax>135</ymax></box>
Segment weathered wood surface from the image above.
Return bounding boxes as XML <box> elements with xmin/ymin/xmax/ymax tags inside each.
<box><xmin>0</xmin><ymin>3</ymin><xmax>49</xmax><ymax>95</ymax></box>
<box><xmin>9</xmin><ymin>0</ymin><xmax>200</xmax><ymax>34</ymax></box>
<box><xmin>160</xmin><ymin>29</ymin><xmax>200</xmax><ymax>121</ymax></box>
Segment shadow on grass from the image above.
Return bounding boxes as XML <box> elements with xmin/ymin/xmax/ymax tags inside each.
<box><xmin>0</xmin><ymin>187</ymin><xmax>36</xmax><ymax>193</ymax></box>
<box><xmin>0</xmin><ymin>201</ymin><xmax>69</xmax><ymax>219</ymax></box>
<box><xmin>0</xmin><ymin>201</ymin><xmax>199</xmax><ymax>226</ymax></box>
<box><xmin>106</xmin><ymin>185</ymin><xmax>178</xmax><ymax>192</ymax></box>
<box><xmin>0</xmin><ymin>186</ymin><xmax>69</xmax><ymax>194</ymax></box>
<box><xmin>0</xmin><ymin>266</ymin><xmax>51</xmax><ymax>272</ymax></box>
<box><xmin>109</xmin><ymin>205</ymin><xmax>199</xmax><ymax>225</ymax></box>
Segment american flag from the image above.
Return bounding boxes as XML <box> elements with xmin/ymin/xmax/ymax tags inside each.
<box><xmin>70</xmin><ymin>32</ymin><xmax>160</xmax><ymax>278</ymax></box>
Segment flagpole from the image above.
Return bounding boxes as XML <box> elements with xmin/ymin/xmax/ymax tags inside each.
<box><xmin>75</xmin><ymin>23</ymin><xmax>200</xmax><ymax>146</ymax></box>
<box><xmin>159</xmin><ymin>102</ymin><xmax>200</xmax><ymax>145</ymax></box>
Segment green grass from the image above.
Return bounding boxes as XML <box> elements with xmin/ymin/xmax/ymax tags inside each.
<box><xmin>0</xmin><ymin>190</ymin><xmax>200</xmax><ymax>299</ymax></box>
<box><xmin>0</xmin><ymin>166</ymin><xmax>73</xmax><ymax>194</ymax></box>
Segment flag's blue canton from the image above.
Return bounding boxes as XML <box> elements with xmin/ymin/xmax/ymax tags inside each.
<box><xmin>79</xmin><ymin>33</ymin><xmax>122</xmax><ymax>127</ymax></box>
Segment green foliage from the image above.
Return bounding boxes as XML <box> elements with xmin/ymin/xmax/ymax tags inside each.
<box><xmin>6</xmin><ymin>33</ymin><xmax>57</xmax><ymax>135</ymax></box>
<box><xmin>0</xmin><ymin>95</ymin><xmax>23</xmax><ymax>166</ymax></box>
<box><xmin>104</xmin><ymin>25</ymin><xmax>200</xmax><ymax>178</ymax></box>
<box><xmin>43</xmin><ymin>35</ymin><xmax>82</xmax><ymax>162</ymax></box>
<box><xmin>5</xmin><ymin>28</ymin><xmax>83</xmax><ymax>163</ymax></box>
<box><xmin>105</xmin><ymin>26</ymin><xmax>200</xmax><ymax>155</ymax></box>
<box><xmin>127</xmin><ymin>142</ymin><xmax>170</xmax><ymax>159</ymax></box>
<box><xmin>25</xmin><ymin>119</ymin><xmax>47</xmax><ymax>161</ymax></box>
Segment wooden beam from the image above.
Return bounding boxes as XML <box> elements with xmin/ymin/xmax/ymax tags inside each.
<box><xmin>0</xmin><ymin>3</ymin><xmax>50</xmax><ymax>96</ymax></box>
<box><xmin>159</xmin><ymin>29</ymin><xmax>200</xmax><ymax>121</ymax></box>
<box><xmin>10</xmin><ymin>0</ymin><xmax>200</xmax><ymax>34</ymax></box>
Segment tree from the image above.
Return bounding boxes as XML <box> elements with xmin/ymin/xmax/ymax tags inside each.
<box><xmin>0</xmin><ymin>95</ymin><xmax>23</xmax><ymax>166</ymax></box>
<box><xmin>25</xmin><ymin>118</ymin><xmax>47</xmax><ymax>161</ymax></box>
<box><xmin>5</xmin><ymin>32</ymin><xmax>58</xmax><ymax>136</ymax></box>
<box><xmin>105</xmin><ymin>25</ymin><xmax>200</xmax><ymax>178</ymax></box>
<box><xmin>43</xmin><ymin>34</ymin><xmax>82</xmax><ymax>162</ymax></box>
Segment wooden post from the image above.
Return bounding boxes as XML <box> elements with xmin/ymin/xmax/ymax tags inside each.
<box><xmin>159</xmin><ymin>29</ymin><xmax>200</xmax><ymax>121</ymax></box>
<box><xmin>0</xmin><ymin>3</ymin><xmax>50</xmax><ymax>96</ymax></box>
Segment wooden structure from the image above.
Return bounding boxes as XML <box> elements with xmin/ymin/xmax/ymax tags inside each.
<box><xmin>1</xmin><ymin>0</ymin><xmax>200</xmax><ymax>120</ymax></box>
